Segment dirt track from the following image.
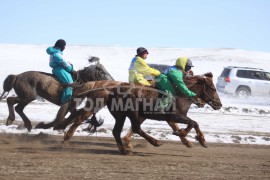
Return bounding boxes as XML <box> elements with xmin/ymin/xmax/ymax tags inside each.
<box><xmin>0</xmin><ymin>133</ymin><xmax>269</xmax><ymax>180</ymax></box>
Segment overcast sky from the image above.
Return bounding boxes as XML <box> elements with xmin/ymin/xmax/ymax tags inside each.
<box><xmin>0</xmin><ymin>0</ymin><xmax>269</xmax><ymax>52</ymax></box>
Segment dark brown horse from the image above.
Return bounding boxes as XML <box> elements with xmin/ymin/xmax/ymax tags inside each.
<box><xmin>63</xmin><ymin>73</ymin><xmax>222</xmax><ymax>155</ymax></box>
<box><xmin>0</xmin><ymin>61</ymin><xmax>113</xmax><ymax>131</ymax></box>
<box><xmin>52</xmin><ymin>77</ymin><xmax>205</xmax><ymax>132</ymax></box>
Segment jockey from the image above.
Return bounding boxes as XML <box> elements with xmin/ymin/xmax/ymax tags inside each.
<box><xmin>128</xmin><ymin>47</ymin><xmax>161</xmax><ymax>86</ymax></box>
<box><xmin>156</xmin><ymin>57</ymin><xmax>196</xmax><ymax>112</ymax></box>
<box><xmin>46</xmin><ymin>39</ymin><xmax>76</xmax><ymax>104</ymax></box>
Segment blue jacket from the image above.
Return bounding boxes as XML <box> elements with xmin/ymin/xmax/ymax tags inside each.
<box><xmin>46</xmin><ymin>47</ymin><xmax>73</xmax><ymax>84</ymax></box>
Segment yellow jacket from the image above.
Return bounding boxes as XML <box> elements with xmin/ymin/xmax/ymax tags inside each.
<box><xmin>128</xmin><ymin>56</ymin><xmax>161</xmax><ymax>86</ymax></box>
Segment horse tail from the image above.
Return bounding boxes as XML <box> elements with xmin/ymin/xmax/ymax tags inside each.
<box><xmin>3</xmin><ymin>74</ymin><xmax>16</xmax><ymax>92</ymax></box>
<box><xmin>0</xmin><ymin>74</ymin><xmax>17</xmax><ymax>101</ymax></box>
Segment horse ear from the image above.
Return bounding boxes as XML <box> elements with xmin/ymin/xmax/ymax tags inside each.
<box><xmin>204</xmin><ymin>72</ymin><xmax>213</xmax><ymax>78</ymax></box>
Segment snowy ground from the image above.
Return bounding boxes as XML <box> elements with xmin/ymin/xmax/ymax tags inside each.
<box><xmin>0</xmin><ymin>44</ymin><xmax>270</xmax><ymax>145</ymax></box>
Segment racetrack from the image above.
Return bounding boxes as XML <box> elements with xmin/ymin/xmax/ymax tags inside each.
<box><xmin>0</xmin><ymin>133</ymin><xmax>269</xmax><ymax>179</ymax></box>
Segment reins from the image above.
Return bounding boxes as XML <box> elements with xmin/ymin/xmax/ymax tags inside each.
<box><xmin>201</xmin><ymin>83</ymin><xmax>220</xmax><ymax>104</ymax></box>
<box><xmin>184</xmin><ymin>76</ymin><xmax>218</xmax><ymax>105</ymax></box>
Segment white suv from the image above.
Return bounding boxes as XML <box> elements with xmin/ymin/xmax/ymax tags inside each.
<box><xmin>216</xmin><ymin>66</ymin><xmax>270</xmax><ymax>99</ymax></box>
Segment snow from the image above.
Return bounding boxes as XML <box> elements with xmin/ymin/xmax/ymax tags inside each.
<box><xmin>0</xmin><ymin>44</ymin><xmax>270</xmax><ymax>145</ymax></box>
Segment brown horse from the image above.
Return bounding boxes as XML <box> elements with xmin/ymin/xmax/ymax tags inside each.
<box><xmin>0</xmin><ymin>61</ymin><xmax>113</xmax><ymax>131</ymax></box>
<box><xmin>63</xmin><ymin>73</ymin><xmax>222</xmax><ymax>155</ymax></box>
<box><xmin>52</xmin><ymin>77</ymin><xmax>205</xmax><ymax>132</ymax></box>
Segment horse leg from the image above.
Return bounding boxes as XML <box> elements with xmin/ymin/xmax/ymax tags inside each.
<box><xmin>55</xmin><ymin>104</ymin><xmax>95</xmax><ymax>130</ymax></box>
<box><xmin>122</xmin><ymin>128</ymin><xmax>134</xmax><ymax>148</ymax></box>
<box><xmin>193</xmin><ymin>122</ymin><xmax>207</xmax><ymax>148</ymax></box>
<box><xmin>61</xmin><ymin>91</ymin><xmax>108</xmax><ymax>131</ymax></box>
<box><xmin>35</xmin><ymin>103</ymin><xmax>70</xmax><ymax>130</ymax></box>
<box><xmin>63</xmin><ymin>109</ymin><xmax>93</xmax><ymax>142</ymax></box>
<box><xmin>53</xmin><ymin>102</ymin><xmax>70</xmax><ymax>130</ymax></box>
<box><xmin>129</xmin><ymin>114</ymin><xmax>163</xmax><ymax>147</ymax></box>
<box><xmin>6</xmin><ymin>96</ymin><xmax>19</xmax><ymax>126</ymax></box>
<box><xmin>167</xmin><ymin>121</ymin><xmax>192</xmax><ymax>148</ymax></box>
<box><xmin>122</xmin><ymin>117</ymin><xmax>147</xmax><ymax>148</ymax></box>
<box><xmin>174</xmin><ymin>115</ymin><xmax>207</xmax><ymax>148</ymax></box>
<box><xmin>14</xmin><ymin>102</ymin><xmax>33</xmax><ymax>132</ymax></box>
<box><xmin>111</xmin><ymin>113</ymin><xmax>130</xmax><ymax>155</ymax></box>
<box><xmin>175</xmin><ymin>120</ymin><xmax>207</xmax><ymax>148</ymax></box>
<box><xmin>36</xmin><ymin>100</ymin><xmax>78</xmax><ymax>129</ymax></box>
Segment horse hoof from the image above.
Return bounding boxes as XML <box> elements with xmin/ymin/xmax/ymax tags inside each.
<box><xmin>186</xmin><ymin>142</ymin><xmax>193</xmax><ymax>148</ymax></box>
<box><xmin>24</xmin><ymin>123</ymin><xmax>32</xmax><ymax>132</ymax></box>
<box><xmin>63</xmin><ymin>131</ymin><xmax>69</xmax><ymax>141</ymax></box>
<box><xmin>155</xmin><ymin>141</ymin><xmax>163</xmax><ymax>147</ymax></box>
<box><xmin>124</xmin><ymin>143</ymin><xmax>133</xmax><ymax>149</ymax></box>
<box><xmin>62</xmin><ymin>140</ymin><xmax>69</xmax><ymax>145</ymax></box>
<box><xmin>35</xmin><ymin>122</ymin><xmax>54</xmax><ymax>129</ymax></box>
<box><xmin>183</xmin><ymin>141</ymin><xmax>193</xmax><ymax>148</ymax></box>
<box><xmin>122</xmin><ymin>150</ymin><xmax>132</xmax><ymax>156</ymax></box>
<box><xmin>6</xmin><ymin>118</ymin><xmax>14</xmax><ymax>126</ymax></box>
<box><xmin>26</xmin><ymin>126</ymin><xmax>32</xmax><ymax>132</ymax></box>
<box><xmin>120</xmin><ymin>148</ymin><xmax>132</xmax><ymax>155</ymax></box>
<box><xmin>200</xmin><ymin>141</ymin><xmax>208</xmax><ymax>148</ymax></box>
<box><xmin>35</xmin><ymin>122</ymin><xmax>45</xmax><ymax>129</ymax></box>
<box><xmin>195</xmin><ymin>136</ymin><xmax>208</xmax><ymax>148</ymax></box>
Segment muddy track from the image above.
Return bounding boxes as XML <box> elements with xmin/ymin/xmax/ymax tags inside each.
<box><xmin>0</xmin><ymin>133</ymin><xmax>269</xmax><ymax>179</ymax></box>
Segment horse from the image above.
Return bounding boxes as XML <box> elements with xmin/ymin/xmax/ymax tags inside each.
<box><xmin>0</xmin><ymin>60</ymin><xmax>114</xmax><ymax>131</ymax></box>
<box><xmin>62</xmin><ymin>72</ymin><xmax>222</xmax><ymax>155</ymax></box>
<box><xmin>51</xmin><ymin>78</ymin><xmax>205</xmax><ymax>134</ymax></box>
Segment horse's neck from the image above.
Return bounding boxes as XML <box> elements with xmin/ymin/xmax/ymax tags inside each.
<box><xmin>190</xmin><ymin>83</ymin><xmax>204</xmax><ymax>98</ymax></box>
<box><xmin>175</xmin><ymin>96</ymin><xmax>193</xmax><ymax>114</ymax></box>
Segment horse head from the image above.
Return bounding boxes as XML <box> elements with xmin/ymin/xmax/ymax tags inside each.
<box><xmin>77</xmin><ymin>60</ymin><xmax>114</xmax><ymax>82</ymax></box>
<box><xmin>191</xmin><ymin>73</ymin><xmax>222</xmax><ymax>110</ymax></box>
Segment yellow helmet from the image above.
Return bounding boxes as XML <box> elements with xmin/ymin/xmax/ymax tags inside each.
<box><xmin>175</xmin><ymin>57</ymin><xmax>188</xmax><ymax>70</ymax></box>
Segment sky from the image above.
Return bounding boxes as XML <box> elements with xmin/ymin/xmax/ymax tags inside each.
<box><xmin>0</xmin><ymin>0</ymin><xmax>270</xmax><ymax>52</ymax></box>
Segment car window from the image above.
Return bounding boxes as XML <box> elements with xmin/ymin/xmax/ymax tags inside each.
<box><xmin>236</xmin><ymin>70</ymin><xmax>248</xmax><ymax>78</ymax></box>
<box><xmin>263</xmin><ymin>72</ymin><xmax>270</xmax><ymax>81</ymax></box>
<box><xmin>249</xmin><ymin>71</ymin><xmax>263</xmax><ymax>80</ymax></box>
<box><xmin>236</xmin><ymin>70</ymin><xmax>250</xmax><ymax>78</ymax></box>
<box><xmin>236</xmin><ymin>70</ymin><xmax>264</xmax><ymax>80</ymax></box>
<box><xmin>220</xmin><ymin>68</ymin><xmax>231</xmax><ymax>77</ymax></box>
<box><xmin>148</xmin><ymin>64</ymin><xmax>170</xmax><ymax>72</ymax></box>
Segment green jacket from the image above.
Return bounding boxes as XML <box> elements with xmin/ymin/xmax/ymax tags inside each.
<box><xmin>156</xmin><ymin>63</ymin><xmax>196</xmax><ymax>97</ymax></box>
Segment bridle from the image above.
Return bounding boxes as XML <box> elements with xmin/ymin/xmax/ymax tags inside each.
<box><xmin>189</xmin><ymin>77</ymin><xmax>220</xmax><ymax>106</ymax></box>
<box><xmin>198</xmin><ymin>78</ymin><xmax>221</xmax><ymax>107</ymax></box>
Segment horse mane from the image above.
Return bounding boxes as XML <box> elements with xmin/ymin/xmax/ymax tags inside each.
<box><xmin>77</xmin><ymin>62</ymin><xmax>114</xmax><ymax>82</ymax></box>
<box><xmin>184</xmin><ymin>72</ymin><xmax>213</xmax><ymax>86</ymax></box>
<box><xmin>203</xmin><ymin>72</ymin><xmax>213</xmax><ymax>78</ymax></box>
<box><xmin>78</xmin><ymin>66</ymin><xmax>95</xmax><ymax>81</ymax></box>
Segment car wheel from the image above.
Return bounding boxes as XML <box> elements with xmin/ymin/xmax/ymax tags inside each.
<box><xmin>236</xmin><ymin>87</ymin><xmax>250</xmax><ymax>99</ymax></box>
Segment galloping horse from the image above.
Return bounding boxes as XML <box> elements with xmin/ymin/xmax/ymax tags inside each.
<box><xmin>62</xmin><ymin>73</ymin><xmax>222</xmax><ymax>155</ymax></box>
<box><xmin>0</xmin><ymin>60</ymin><xmax>113</xmax><ymax>131</ymax></box>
